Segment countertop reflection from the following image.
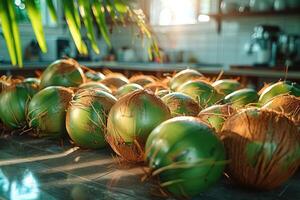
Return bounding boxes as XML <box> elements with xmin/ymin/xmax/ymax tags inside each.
<box><xmin>0</xmin><ymin>135</ymin><xmax>299</xmax><ymax>200</ymax></box>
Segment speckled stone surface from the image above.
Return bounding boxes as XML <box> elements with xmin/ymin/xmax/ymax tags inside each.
<box><xmin>0</xmin><ymin>135</ymin><xmax>299</xmax><ymax>200</ymax></box>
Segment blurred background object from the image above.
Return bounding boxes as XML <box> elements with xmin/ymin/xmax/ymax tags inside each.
<box><xmin>24</xmin><ymin>40</ymin><xmax>41</xmax><ymax>62</ymax></box>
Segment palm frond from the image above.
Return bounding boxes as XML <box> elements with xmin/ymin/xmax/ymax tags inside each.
<box><xmin>0</xmin><ymin>0</ymin><xmax>159</xmax><ymax>67</ymax></box>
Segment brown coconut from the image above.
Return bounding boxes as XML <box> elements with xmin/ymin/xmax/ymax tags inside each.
<box><xmin>198</xmin><ymin>104</ymin><xmax>236</xmax><ymax>133</ymax></box>
<box><xmin>100</xmin><ymin>74</ymin><xmax>129</xmax><ymax>92</ymax></box>
<box><xmin>220</xmin><ymin>108</ymin><xmax>300</xmax><ymax>190</ymax></box>
<box><xmin>263</xmin><ymin>95</ymin><xmax>300</xmax><ymax>126</ymax></box>
<box><xmin>144</xmin><ymin>82</ymin><xmax>168</xmax><ymax>93</ymax></box>
<box><xmin>129</xmin><ymin>75</ymin><xmax>156</xmax><ymax>86</ymax></box>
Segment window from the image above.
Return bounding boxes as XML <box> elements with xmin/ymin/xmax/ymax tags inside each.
<box><xmin>150</xmin><ymin>0</ymin><xmax>218</xmax><ymax>25</ymax></box>
<box><xmin>151</xmin><ymin>0</ymin><xmax>197</xmax><ymax>25</ymax></box>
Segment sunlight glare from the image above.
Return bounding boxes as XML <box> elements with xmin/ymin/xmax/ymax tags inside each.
<box><xmin>159</xmin><ymin>0</ymin><xmax>197</xmax><ymax>25</ymax></box>
<box><xmin>198</xmin><ymin>14</ymin><xmax>210</xmax><ymax>22</ymax></box>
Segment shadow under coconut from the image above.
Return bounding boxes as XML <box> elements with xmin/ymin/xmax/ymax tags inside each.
<box><xmin>194</xmin><ymin>171</ymin><xmax>300</xmax><ymax>200</ymax></box>
<box><xmin>96</xmin><ymin>167</ymin><xmax>163</xmax><ymax>200</ymax></box>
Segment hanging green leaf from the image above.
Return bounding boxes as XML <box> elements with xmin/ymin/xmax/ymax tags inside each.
<box><xmin>0</xmin><ymin>0</ymin><xmax>23</xmax><ymax>67</ymax></box>
<box><xmin>78</xmin><ymin>0</ymin><xmax>100</xmax><ymax>54</ymax></box>
<box><xmin>92</xmin><ymin>0</ymin><xmax>111</xmax><ymax>47</ymax></box>
<box><xmin>62</xmin><ymin>0</ymin><xmax>87</xmax><ymax>55</ymax></box>
<box><xmin>25</xmin><ymin>0</ymin><xmax>47</xmax><ymax>53</ymax></box>
<box><xmin>0</xmin><ymin>0</ymin><xmax>157</xmax><ymax>67</ymax></box>
<box><xmin>147</xmin><ymin>45</ymin><xmax>153</xmax><ymax>62</ymax></box>
<box><xmin>0</xmin><ymin>0</ymin><xmax>17</xmax><ymax>65</ymax></box>
<box><xmin>73</xmin><ymin>0</ymin><xmax>81</xmax><ymax>29</ymax></box>
<box><xmin>9</xmin><ymin>0</ymin><xmax>23</xmax><ymax>67</ymax></box>
<box><xmin>107</xmin><ymin>0</ymin><xmax>159</xmax><ymax>59</ymax></box>
<box><xmin>108</xmin><ymin>0</ymin><xmax>125</xmax><ymax>24</ymax></box>
<box><xmin>46</xmin><ymin>0</ymin><xmax>57</xmax><ymax>22</ymax></box>
<box><xmin>113</xmin><ymin>0</ymin><xmax>128</xmax><ymax>13</ymax></box>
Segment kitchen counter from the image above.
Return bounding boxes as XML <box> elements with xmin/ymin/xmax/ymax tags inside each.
<box><xmin>0</xmin><ymin>61</ymin><xmax>219</xmax><ymax>70</ymax></box>
<box><xmin>0</xmin><ymin>61</ymin><xmax>299</xmax><ymax>80</ymax></box>
<box><xmin>1</xmin><ymin>134</ymin><xmax>300</xmax><ymax>200</ymax></box>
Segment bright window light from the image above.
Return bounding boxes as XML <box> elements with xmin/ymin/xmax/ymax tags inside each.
<box><xmin>152</xmin><ymin>0</ymin><xmax>197</xmax><ymax>25</ymax></box>
<box><xmin>198</xmin><ymin>14</ymin><xmax>210</xmax><ymax>22</ymax></box>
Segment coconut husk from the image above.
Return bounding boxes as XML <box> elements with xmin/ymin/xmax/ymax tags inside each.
<box><xmin>198</xmin><ymin>104</ymin><xmax>236</xmax><ymax>133</ymax></box>
<box><xmin>155</xmin><ymin>90</ymin><xmax>170</xmax><ymax>98</ymax></box>
<box><xmin>258</xmin><ymin>82</ymin><xmax>273</xmax><ymax>95</ymax></box>
<box><xmin>161</xmin><ymin>77</ymin><xmax>171</xmax><ymax>86</ymax></box>
<box><xmin>106</xmin><ymin>90</ymin><xmax>171</xmax><ymax>163</ymax></box>
<box><xmin>54</xmin><ymin>58</ymin><xmax>82</xmax><ymax>73</ymax></box>
<box><xmin>220</xmin><ymin>108</ymin><xmax>300</xmax><ymax>190</ymax></box>
<box><xmin>40</xmin><ymin>59</ymin><xmax>86</xmax><ymax>89</ymax></box>
<box><xmin>0</xmin><ymin>76</ymin><xmax>23</xmax><ymax>93</ymax></box>
<box><xmin>101</xmin><ymin>69</ymin><xmax>128</xmax><ymax>78</ymax></box>
<box><xmin>162</xmin><ymin>92</ymin><xmax>200</xmax><ymax>117</ymax></box>
<box><xmin>113</xmin><ymin>83</ymin><xmax>143</xmax><ymax>99</ymax></box>
<box><xmin>0</xmin><ymin>84</ymin><xmax>35</xmax><ymax>130</ymax></box>
<box><xmin>0</xmin><ymin>79</ymin><xmax>10</xmax><ymax>93</ymax></box>
<box><xmin>66</xmin><ymin>89</ymin><xmax>116</xmax><ymax>149</ymax></box>
<box><xmin>72</xmin><ymin>89</ymin><xmax>115</xmax><ymax>109</ymax></box>
<box><xmin>106</xmin><ymin>135</ymin><xmax>146</xmax><ymax>163</ymax></box>
<box><xmin>144</xmin><ymin>82</ymin><xmax>168</xmax><ymax>93</ymax></box>
<box><xmin>80</xmin><ymin>65</ymin><xmax>105</xmax><ymax>82</ymax></box>
<box><xmin>177</xmin><ymin>79</ymin><xmax>221</xmax><ymax>109</ymax></box>
<box><xmin>100</xmin><ymin>75</ymin><xmax>129</xmax><ymax>92</ymax></box>
<box><xmin>79</xmin><ymin>82</ymin><xmax>112</xmax><ymax>94</ymax></box>
<box><xmin>169</xmin><ymin>69</ymin><xmax>204</xmax><ymax>91</ymax></box>
<box><xmin>28</xmin><ymin>87</ymin><xmax>74</xmax><ymax>138</ymax></box>
<box><xmin>129</xmin><ymin>75</ymin><xmax>156</xmax><ymax>86</ymax></box>
<box><xmin>263</xmin><ymin>95</ymin><xmax>300</xmax><ymax>126</ymax></box>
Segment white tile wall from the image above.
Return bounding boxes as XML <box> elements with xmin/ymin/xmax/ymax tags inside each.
<box><xmin>109</xmin><ymin>15</ymin><xmax>300</xmax><ymax>66</ymax></box>
<box><xmin>0</xmin><ymin>14</ymin><xmax>299</xmax><ymax>66</ymax></box>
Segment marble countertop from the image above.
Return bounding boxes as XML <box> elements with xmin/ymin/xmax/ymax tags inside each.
<box><xmin>0</xmin><ymin>135</ymin><xmax>299</xmax><ymax>200</ymax></box>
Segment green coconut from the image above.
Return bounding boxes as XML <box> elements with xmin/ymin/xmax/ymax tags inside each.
<box><xmin>23</xmin><ymin>77</ymin><xmax>40</xmax><ymax>85</ymax></box>
<box><xmin>0</xmin><ymin>85</ymin><xmax>34</xmax><ymax>129</ymax></box>
<box><xmin>145</xmin><ymin>117</ymin><xmax>226</xmax><ymax>198</ymax></box>
<box><xmin>220</xmin><ymin>108</ymin><xmax>300</xmax><ymax>190</ymax></box>
<box><xmin>155</xmin><ymin>90</ymin><xmax>170</xmax><ymax>98</ymax></box>
<box><xmin>114</xmin><ymin>83</ymin><xmax>143</xmax><ymax>99</ymax></box>
<box><xmin>161</xmin><ymin>92</ymin><xmax>200</xmax><ymax>117</ymax></box>
<box><xmin>106</xmin><ymin>90</ymin><xmax>171</xmax><ymax>162</ymax></box>
<box><xmin>259</xmin><ymin>81</ymin><xmax>300</xmax><ymax>105</ymax></box>
<box><xmin>177</xmin><ymin>80</ymin><xmax>222</xmax><ymax>109</ymax></box>
<box><xmin>212</xmin><ymin>79</ymin><xmax>241</xmax><ymax>95</ymax></box>
<box><xmin>79</xmin><ymin>82</ymin><xmax>112</xmax><ymax>93</ymax></box>
<box><xmin>100</xmin><ymin>74</ymin><xmax>129</xmax><ymax>91</ymax></box>
<box><xmin>263</xmin><ymin>95</ymin><xmax>300</xmax><ymax>126</ymax></box>
<box><xmin>18</xmin><ymin>77</ymin><xmax>40</xmax><ymax>95</ymax></box>
<box><xmin>129</xmin><ymin>75</ymin><xmax>156</xmax><ymax>86</ymax></box>
<box><xmin>0</xmin><ymin>79</ymin><xmax>10</xmax><ymax>94</ymax></box>
<box><xmin>40</xmin><ymin>59</ymin><xmax>86</xmax><ymax>89</ymax></box>
<box><xmin>198</xmin><ymin>104</ymin><xmax>236</xmax><ymax>133</ymax></box>
<box><xmin>85</xmin><ymin>71</ymin><xmax>105</xmax><ymax>81</ymax></box>
<box><xmin>224</xmin><ymin>88</ymin><xmax>259</xmax><ymax>108</ymax></box>
<box><xmin>66</xmin><ymin>89</ymin><xmax>117</xmax><ymax>149</ymax></box>
<box><xmin>144</xmin><ymin>82</ymin><xmax>168</xmax><ymax>93</ymax></box>
<box><xmin>27</xmin><ymin>86</ymin><xmax>73</xmax><ymax>138</ymax></box>
<box><xmin>169</xmin><ymin>69</ymin><xmax>203</xmax><ymax>91</ymax></box>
